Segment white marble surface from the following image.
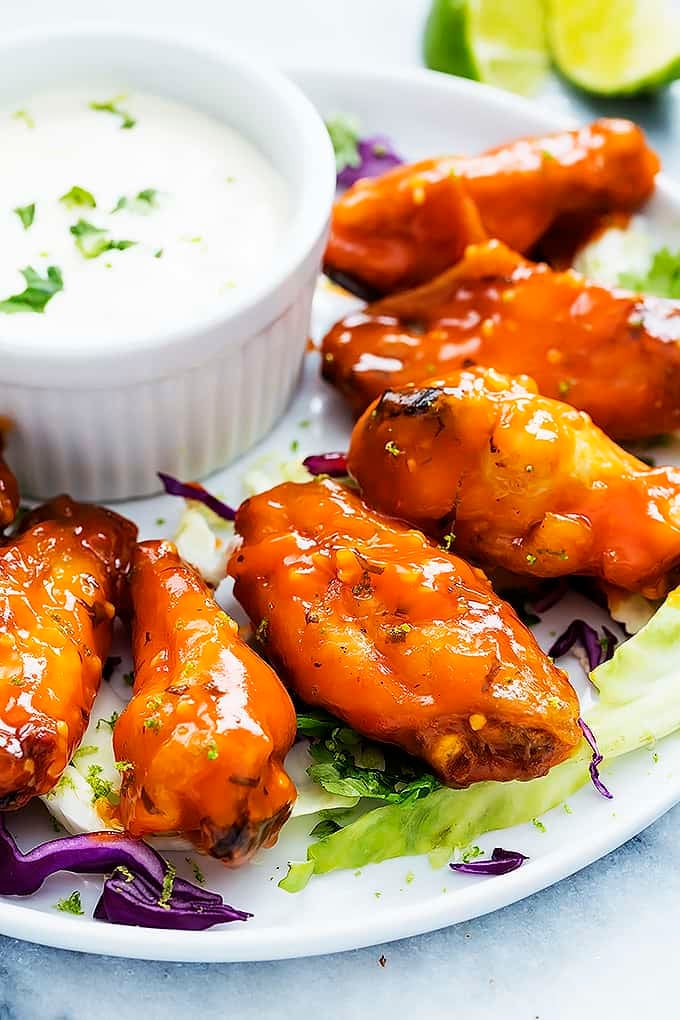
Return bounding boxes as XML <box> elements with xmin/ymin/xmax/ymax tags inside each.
<box><xmin>1</xmin><ymin>1</ymin><xmax>680</xmax><ymax>1016</ymax></box>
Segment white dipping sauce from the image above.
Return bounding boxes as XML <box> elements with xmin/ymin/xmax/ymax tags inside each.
<box><xmin>0</xmin><ymin>89</ymin><xmax>290</xmax><ymax>345</ymax></box>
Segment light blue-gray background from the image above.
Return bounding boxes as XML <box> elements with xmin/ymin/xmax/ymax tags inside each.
<box><xmin>1</xmin><ymin>2</ymin><xmax>679</xmax><ymax>1017</ymax></box>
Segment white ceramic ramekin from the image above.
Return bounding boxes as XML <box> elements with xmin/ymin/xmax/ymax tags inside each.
<box><xmin>0</xmin><ymin>27</ymin><xmax>335</xmax><ymax>501</ymax></box>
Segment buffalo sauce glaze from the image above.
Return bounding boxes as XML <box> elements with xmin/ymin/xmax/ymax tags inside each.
<box><xmin>0</xmin><ymin>496</ymin><xmax>137</xmax><ymax>809</ymax></box>
<box><xmin>324</xmin><ymin>118</ymin><xmax>659</xmax><ymax>295</ymax></box>
<box><xmin>322</xmin><ymin>240</ymin><xmax>680</xmax><ymax>440</ymax></box>
<box><xmin>0</xmin><ymin>450</ymin><xmax>18</xmax><ymax>528</ymax></box>
<box><xmin>348</xmin><ymin>366</ymin><xmax>680</xmax><ymax>598</ymax></box>
<box><xmin>114</xmin><ymin>541</ymin><xmax>296</xmax><ymax>865</ymax></box>
<box><xmin>230</xmin><ymin>479</ymin><xmax>581</xmax><ymax>787</ymax></box>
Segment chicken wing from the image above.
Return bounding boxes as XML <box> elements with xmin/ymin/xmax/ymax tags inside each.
<box><xmin>325</xmin><ymin>118</ymin><xmax>658</xmax><ymax>295</ymax></box>
<box><xmin>114</xmin><ymin>541</ymin><xmax>297</xmax><ymax>864</ymax></box>
<box><xmin>0</xmin><ymin>496</ymin><xmax>137</xmax><ymax>810</ymax></box>
<box><xmin>348</xmin><ymin>366</ymin><xmax>680</xmax><ymax>598</ymax></box>
<box><xmin>322</xmin><ymin>240</ymin><xmax>680</xmax><ymax>440</ymax></box>
<box><xmin>230</xmin><ymin>479</ymin><xmax>581</xmax><ymax>787</ymax></box>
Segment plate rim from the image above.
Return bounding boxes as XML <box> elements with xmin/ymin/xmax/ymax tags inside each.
<box><xmin>2</xmin><ymin>60</ymin><xmax>680</xmax><ymax>963</ymax></box>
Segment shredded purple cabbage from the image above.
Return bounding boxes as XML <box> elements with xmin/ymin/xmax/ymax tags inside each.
<box><xmin>531</xmin><ymin>579</ymin><xmax>569</xmax><ymax>614</ymax></box>
<box><xmin>337</xmin><ymin>136</ymin><xmax>403</xmax><ymax>188</ymax></box>
<box><xmin>450</xmin><ymin>847</ymin><xmax>528</xmax><ymax>876</ymax></box>
<box><xmin>303</xmin><ymin>452</ymin><xmax>349</xmax><ymax>477</ymax></box>
<box><xmin>158</xmin><ymin>472</ymin><xmax>236</xmax><ymax>522</ymax></box>
<box><xmin>548</xmin><ymin>619</ymin><xmax>618</xmax><ymax>672</ymax></box>
<box><xmin>0</xmin><ymin>817</ymin><xmax>250</xmax><ymax>930</ymax></box>
<box><xmin>578</xmin><ymin>718</ymin><xmax>613</xmax><ymax>800</ymax></box>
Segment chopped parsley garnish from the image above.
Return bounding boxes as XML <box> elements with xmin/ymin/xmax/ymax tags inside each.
<box><xmin>86</xmin><ymin>764</ymin><xmax>119</xmax><ymax>805</ymax></box>
<box><xmin>12</xmin><ymin>109</ymin><xmax>35</xmax><ymax>129</ymax></box>
<box><xmin>526</xmin><ymin>553</ymin><xmax>537</xmax><ymax>566</ymax></box>
<box><xmin>384</xmin><ymin>440</ymin><xmax>402</xmax><ymax>457</ymax></box>
<box><xmin>55</xmin><ymin>891</ymin><xmax>84</xmax><ymax>915</ymax></box>
<box><xmin>153</xmin><ymin>248</ymin><xmax>164</xmax><ymax>259</ymax></box>
<box><xmin>96</xmin><ymin>710</ymin><xmax>119</xmax><ymax>732</ymax></box>
<box><xmin>158</xmin><ymin>863</ymin><xmax>177</xmax><ymax>909</ymax></box>
<box><xmin>114</xmin><ymin>760</ymin><xmax>134</xmax><ymax>772</ymax></box>
<box><xmin>155</xmin><ymin>516</ymin><xmax>166</xmax><ymax>526</ymax></box>
<box><xmin>255</xmin><ymin>618</ymin><xmax>269</xmax><ymax>645</ymax></box>
<box><xmin>0</xmin><ymin>266</ymin><xmax>63</xmax><ymax>315</ymax></box>
<box><xmin>89</xmin><ymin>95</ymin><xmax>136</xmax><ymax>129</ymax></box>
<box><xmin>440</xmin><ymin>533</ymin><xmax>455</xmax><ymax>552</ymax></box>
<box><xmin>207</xmin><ymin>739</ymin><xmax>219</xmax><ymax>761</ymax></box>
<box><xmin>60</xmin><ymin>186</ymin><xmax>96</xmax><ymax>209</ymax></box>
<box><xmin>70</xmin><ymin>219</ymin><xmax>136</xmax><ymax>260</ymax></box>
<box><xmin>14</xmin><ymin>203</ymin><xmax>35</xmax><ymax>230</ymax></box>
<box><xmin>185</xmin><ymin>857</ymin><xmax>205</xmax><ymax>885</ymax></box>
<box><xmin>296</xmin><ymin>707</ymin><xmax>441</xmax><ymax>804</ymax></box>
<box><xmin>144</xmin><ymin>717</ymin><xmax>162</xmax><ymax>731</ymax></box>
<box><xmin>325</xmin><ymin>114</ymin><xmax>361</xmax><ymax>174</ymax></box>
<box><xmin>115</xmin><ymin>865</ymin><xmax>135</xmax><ymax>883</ymax></box>
<box><xmin>112</xmin><ymin>188</ymin><xmax>159</xmax><ymax>214</ymax></box>
<box><xmin>541</xmin><ymin>149</ymin><xmax>556</xmax><ymax>163</ymax></box>
<box><xmin>71</xmin><ymin>744</ymin><xmax>98</xmax><ymax>762</ymax></box>
<box><xmin>532</xmin><ymin>817</ymin><xmax>547</xmax><ymax>833</ymax></box>
<box><xmin>619</xmin><ymin>247</ymin><xmax>680</xmax><ymax>299</ymax></box>
<box><xmin>290</xmin><ymin>438</ymin><xmax>300</xmax><ymax>454</ymax></box>
<box><xmin>386</xmin><ymin>622</ymin><xmax>411</xmax><ymax>643</ymax></box>
<box><xmin>461</xmin><ymin>845</ymin><xmax>484</xmax><ymax>863</ymax></box>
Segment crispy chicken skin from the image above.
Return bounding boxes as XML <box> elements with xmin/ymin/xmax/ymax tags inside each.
<box><xmin>0</xmin><ymin>451</ymin><xmax>19</xmax><ymax>529</ymax></box>
<box><xmin>229</xmin><ymin>479</ymin><xmax>581</xmax><ymax>787</ymax></box>
<box><xmin>114</xmin><ymin>541</ymin><xmax>297</xmax><ymax>864</ymax></box>
<box><xmin>324</xmin><ymin>118</ymin><xmax>659</xmax><ymax>294</ymax></box>
<box><xmin>348</xmin><ymin>367</ymin><xmax>680</xmax><ymax>599</ymax></box>
<box><xmin>322</xmin><ymin>240</ymin><xmax>680</xmax><ymax>440</ymax></box>
<box><xmin>0</xmin><ymin>496</ymin><xmax>137</xmax><ymax>810</ymax></box>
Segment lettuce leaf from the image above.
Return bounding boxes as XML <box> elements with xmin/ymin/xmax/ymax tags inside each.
<box><xmin>618</xmin><ymin>246</ymin><xmax>680</xmax><ymax>299</ymax></box>
<box><xmin>282</xmin><ymin>586</ymin><xmax>680</xmax><ymax>888</ymax></box>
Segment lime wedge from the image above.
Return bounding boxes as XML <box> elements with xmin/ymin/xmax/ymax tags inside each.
<box><xmin>546</xmin><ymin>0</ymin><xmax>680</xmax><ymax>96</ymax></box>
<box><xmin>423</xmin><ymin>0</ymin><xmax>549</xmax><ymax>97</ymax></box>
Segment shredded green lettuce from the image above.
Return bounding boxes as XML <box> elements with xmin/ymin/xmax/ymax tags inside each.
<box><xmin>281</xmin><ymin>586</ymin><xmax>680</xmax><ymax>890</ymax></box>
<box><xmin>325</xmin><ymin>114</ymin><xmax>361</xmax><ymax>174</ymax></box>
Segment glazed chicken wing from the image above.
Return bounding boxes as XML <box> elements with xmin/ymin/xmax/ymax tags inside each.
<box><xmin>114</xmin><ymin>541</ymin><xmax>296</xmax><ymax>864</ymax></box>
<box><xmin>0</xmin><ymin>496</ymin><xmax>136</xmax><ymax>810</ymax></box>
<box><xmin>325</xmin><ymin>118</ymin><xmax>658</xmax><ymax>295</ymax></box>
<box><xmin>322</xmin><ymin>240</ymin><xmax>680</xmax><ymax>440</ymax></box>
<box><xmin>230</xmin><ymin>479</ymin><xmax>581</xmax><ymax>787</ymax></box>
<box><xmin>348</xmin><ymin>367</ymin><xmax>680</xmax><ymax>599</ymax></box>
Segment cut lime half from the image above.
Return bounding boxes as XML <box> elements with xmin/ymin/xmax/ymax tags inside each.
<box><xmin>423</xmin><ymin>0</ymin><xmax>548</xmax><ymax>97</ymax></box>
<box><xmin>547</xmin><ymin>0</ymin><xmax>680</xmax><ymax>96</ymax></box>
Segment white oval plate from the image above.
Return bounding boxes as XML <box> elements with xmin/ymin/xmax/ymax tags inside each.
<box><xmin>3</xmin><ymin>64</ymin><xmax>680</xmax><ymax>963</ymax></box>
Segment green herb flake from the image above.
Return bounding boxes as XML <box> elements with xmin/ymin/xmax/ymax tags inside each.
<box><xmin>155</xmin><ymin>516</ymin><xmax>166</xmax><ymax>526</ymax></box>
<box><xmin>619</xmin><ymin>247</ymin><xmax>680</xmax><ymax>299</ymax></box>
<box><xmin>96</xmin><ymin>710</ymin><xmax>119</xmax><ymax>732</ymax></box>
<box><xmin>541</xmin><ymin>149</ymin><xmax>557</xmax><ymax>163</ymax></box>
<box><xmin>440</xmin><ymin>533</ymin><xmax>456</xmax><ymax>552</ymax></box>
<box><xmin>563</xmin><ymin>802</ymin><xmax>573</xmax><ymax>815</ymax></box>
<box><xmin>532</xmin><ymin>817</ymin><xmax>547</xmax><ymax>833</ymax></box>
<box><xmin>71</xmin><ymin>744</ymin><xmax>98</xmax><ymax>762</ymax></box>
<box><xmin>144</xmin><ymin>716</ymin><xmax>162</xmax><ymax>732</ymax></box>
<box><xmin>405</xmin><ymin>870</ymin><xmax>415</xmax><ymax>884</ymax></box>
<box><xmin>14</xmin><ymin>203</ymin><xmax>35</xmax><ymax>230</ymax></box>
<box><xmin>114</xmin><ymin>760</ymin><xmax>134</xmax><ymax>772</ymax></box>
<box><xmin>386</xmin><ymin>622</ymin><xmax>412</xmax><ymax>643</ymax></box>
<box><xmin>55</xmin><ymin>891</ymin><xmax>84</xmax><ymax>915</ymax></box>
<box><xmin>255</xmin><ymin>618</ymin><xmax>270</xmax><ymax>645</ymax></box>
<box><xmin>325</xmin><ymin>114</ymin><xmax>361</xmax><ymax>174</ymax></box>
<box><xmin>526</xmin><ymin>553</ymin><xmax>537</xmax><ymax>566</ymax></box>
<box><xmin>461</xmin><ymin>845</ymin><xmax>483</xmax><ymax>863</ymax></box>
<box><xmin>59</xmin><ymin>186</ymin><xmax>96</xmax><ymax>209</ymax></box>
<box><xmin>85</xmin><ymin>764</ymin><xmax>120</xmax><ymax>806</ymax></box>
<box><xmin>157</xmin><ymin>862</ymin><xmax>177</xmax><ymax>909</ymax></box>
<box><xmin>298</xmin><ymin>419</ymin><xmax>310</xmax><ymax>428</ymax></box>
<box><xmin>206</xmin><ymin>739</ymin><xmax>219</xmax><ymax>761</ymax></box>
<box><xmin>70</xmin><ymin>219</ymin><xmax>136</xmax><ymax>260</ymax></box>
<box><xmin>123</xmin><ymin>671</ymin><xmax>135</xmax><ymax>687</ymax></box>
<box><xmin>153</xmin><ymin>249</ymin><xmax>163</xmax><ymax>259</ymax></box>
<box><xmin>89</xmin><ymin>95</ymin><xmax>136</xmax><ymax>130</ymax></box>
<box><xmin>115</xmin><ymin>865</ymin><xmax>135</xmax><ymax>883</ymax></box>
<box><xmin>384</xmin><ymin>440</ymin><xmax>402</xmax><ymax>457</ymax></box>
<box><xmin>0</xmin><ymin>265</ymin><xmax>63</xmax><ymax>315</ymax></box>
<box><xmin>12</xmin><ymin>108</ymin><xmax>35</xmax><ymax>129</ymax></box>
<box><xmin>652</xmin><ymin>751</ymin><xmax>660</xmax><ymax>763</ymax></box>
<box><xmin>112</xmin><ymin>188</ymin><xmax>159</xmax><ymax>214</ymax></box>
<box><xmin>185</xmin><ymin>857</ymin><xmax>205</xmax><ymax>885</ymax></box>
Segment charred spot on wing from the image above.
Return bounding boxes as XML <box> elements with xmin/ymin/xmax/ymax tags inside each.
<box><xmin>209</xmin><ymin>803</ymin><xmax>292</xmax><ymax>863</ymax></box>
<box><xmin>322</xmin><ymin>266</ymin><xmax>383</xmax><ymax>303</ymax></box>
<box><xmin>375</xmin><ymin>386</ymin><xmax>443</xmax><ymax>420</ymax></box>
